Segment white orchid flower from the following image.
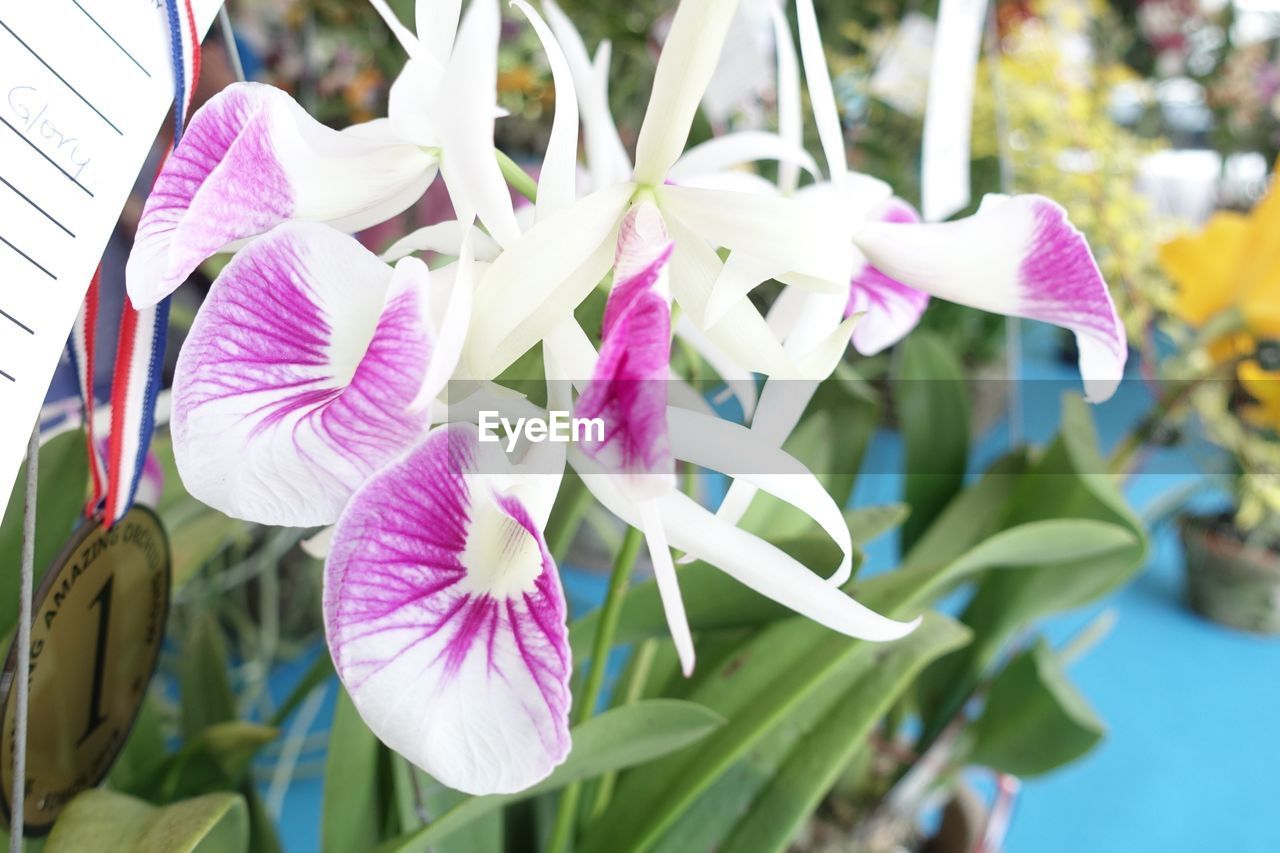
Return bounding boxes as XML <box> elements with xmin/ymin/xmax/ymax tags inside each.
<box><xmin>462</xmin><ymin>0</ymin><xmax>856</xmax><ymax>384</ymax></box>
<box><xmin>470</xmin><ymin>0</ymin><xmax>915</xmax><ymax>677</ymax></box>
<box><xmin>126</xmin><ymin>0</ymin><xmax>516</xmax><ymax>308</ymax></box>
<box><xmin>713</xmin><ymin>0</ymin><xmax>1129</xmax><ymax>528</ymax></box>
<box><xmin>799</xmin><ymin>0</ymin><xmax>1126</xmax><ymax>396</ymax></box>
<box><xmin>156</xmin><ymin>0</ymin><xmax>921</xmax><ymax>798</ymax></box>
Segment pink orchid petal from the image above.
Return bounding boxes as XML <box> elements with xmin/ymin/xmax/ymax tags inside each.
<box><xmin>324</xmin><ymin>425</ymin><xmax>571</xmax><ymax>795</ymax></box>
<box><xmin>855</xmin><ymin>194</ymin><xmax>1127</xmax><ymax>401</ymax></box>
<box><xmin>128</xmin><ymin>83</ymin><xmax>436</xmax><ymax>308</ymax></box>
<box><xmin>576</xmin><ymin>203</ymin><xmax>676</xmax><ymax>499</ymax></box>
<box><xmin>171</xmin><ymin>222</ymin><xmax>433</xmax><ymax>526</ymax></box>
<box><xmin>847</xmin><ymin>199</ymin><xmax>929</xmax><ymax>356</ymax></box>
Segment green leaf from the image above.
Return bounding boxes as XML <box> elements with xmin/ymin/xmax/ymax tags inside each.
<box><xmin>179</xmin><ymin>612</ymin><xmax>237</xmax><ymax>741</ymax></box>
<box><xmin>240</xmin><ymin>783</ymin><xmax>284</xmax><ymax>853</ymax></box>
<box><xmin>916</xmin><ymin>396</ymin><xmax>1147</xmax><ymax>745</ymax></box>
<box><xmin>893</xmin><ymin>331</ymin><xmax>970</xmax><ymax>552</ymax></box>
<box><xmin>844</xmin><ymin>503</ymin><xmax>910</xmax><ymax>545</ymax></box>
<box><xmin>0</xmin><ymin>429</ymin><xmax>89</xmax><ymax>637</ymax></box>
<box><xmin>268</xmin><ymin>652</ymin><xmax>335</xmax><ymax>728</ymax></box>
<box><xmin>717</xmin><ymin>615</ymin><xmax>971</xmax><ymax>853</ymax></box>
<box><xmin>152</xmin><ymin>721</ymin><xmax>278</xmax><ymax>803</ymax></box>
<box><xmin>579</xmin><ymin>619</ymin><xmax>873</xmax><ymax>853</ymax></box>
<box><xmin>374</xmin><ymin>699</ymin><xmax>724</xmax><ymax>852</ymax></box>
<box><xmin>967</xmin><ymin>639</ymin><xmax>1105</xmax><ymax>777</ymax></box>
<box><xmin>416</xmin><ymin>780</ymin><xmax>505</xmax><ymax>853</ymax></box>
<box><xmin>858</xmin><ymin>518</ymin><xmax>1140</xmax><ymax>616</ymax></box>
<box><xmin>171</xmin><ymin>510</ymin><xmax>251</xmax><ymax>589</ymax></box>
<box><xmin>195</xmin><ymin>722</ymin><xmax>279</xmax><ymax>781</ymax></box>
<box><xmin>580</xmin><ymin>517</ymin><xmax>1134</xmax><ymax>853</ymax></box>
<box><xmin>323</xmin><ymin>687</ymin><xmax>385</xmax><ymax>853</ymax></box>
<box><xmin>45</xmin><ymin>790</ymin><xmax>248</xmax><ymax>853</ymax></box>
<box><xmin>901</xmin><ymin>450</ymin><xmax>1028</xmax><ymax>572</ymax></box>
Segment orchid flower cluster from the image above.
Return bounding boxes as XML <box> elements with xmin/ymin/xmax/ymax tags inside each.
<box><xmin>126</xmin><ymin>0</ymin><xmax>1126</xmax><ymax>796</ymax></box>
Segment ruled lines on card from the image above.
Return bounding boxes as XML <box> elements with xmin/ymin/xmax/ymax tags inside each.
<box><xmin>0</xmin><ymin>0</ymin><xmax>220</xmax><ymax>524</ymax></box>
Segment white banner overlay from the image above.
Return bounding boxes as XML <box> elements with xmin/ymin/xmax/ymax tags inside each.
<box><xmin>0</xmin><ymin>0</ymin><xmax>219</xmax><ymax>525</ymax></box>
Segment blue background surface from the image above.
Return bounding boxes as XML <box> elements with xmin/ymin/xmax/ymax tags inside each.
<box><xmin>265</xmin><ymin>325</ymin><xmax>1280</xmax><ymax>851</ymax></box>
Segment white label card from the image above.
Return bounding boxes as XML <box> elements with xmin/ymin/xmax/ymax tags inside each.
<box><xmin>921</xmin><ymin>0</ymin><xmax>988</xmax><ymax>222</ymax></box>
<box><xmin>0</xmin><ymin>0</ymin><xmax>220</xmax><ymax>524</ymax></box>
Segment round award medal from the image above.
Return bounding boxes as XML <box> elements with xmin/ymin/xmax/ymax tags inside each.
<box><xmin>0</xmin><ymin>505</ymin><xmax>170</xmax><ymax>834</ymax></box>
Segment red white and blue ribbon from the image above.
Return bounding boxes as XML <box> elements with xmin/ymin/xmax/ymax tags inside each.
<box><xmin>67</xmin><ymin>0</ymin><xmax>202</xmax><ymax>524</ymax></box>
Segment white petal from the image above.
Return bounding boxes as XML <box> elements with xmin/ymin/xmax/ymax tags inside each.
<box><xmin>435</xmin><ymin>0</ymin><xmax>521</xmax><ymax>247</ymax></box>
<box><xmin>325</xmin><ymin>425</ymin><xmax>571</xmax><ymax>795</ymax></box>
<box><xmin>590</xmin><ymin>41</ymin><xmax>634</xmax><ymax>185</ymax></box>
<box><xmin>388</xmin><ymin>57</ymin><xmax>444</xmax><ymax>146</ymax></box>
<box><xmin>705</xmin><ymin>253</ymin><xmax>786</xmax><ymax>329</ymax></box>
<box><xmin>672</xmin><ymin>314</ymin><xmax>758</xmax><ymax>419</ymax></box>
<box><xmin>770</xmin><ymin>0</ymin><xmax>803</xmax><ymax>194</ymax></box>
<box><xmin>578</xmin><ymin>471</ymin><xmax>916</xmax><ymax>642</ymax></box>
<box><xmin>380</xmin><ymin>221</ymin><xmax>502</xmax><ymax>263</ymax></box>
<box><xmin>667</xmin><ymin>131</ymin><xmax>819</xmax><ymax>184</ymax></box>
<box><xmin>417</xmin><ymin>0</ymin><xmax>462</xmax><ymax>61</ymax></box>
<box><xmin>672</xmin><ymin>171</ymin><xmax>781</xmax><ymax>195</ymax></box>
<box><xmin>542</xmin><ymin>0</ymin><xmax>632</xmax><ymax>187</ymax></box>
<box><xmin>855</xmin><ymin>194</ymin><xmax>1127</xmax><ymax>401</ymax></box>
<box><xmin>666</xmin><ymin>406</ymin><xmax>854</xmax><ymax>584</ymax></box>
<box><xmin>128</xmin><ymin>84</ymin><xmax>436</xmax><ymax>307</ymax></box>
<box><xmin>172</xmin><ymin>224</ymin><xmax>433</xmax><ymax>526</ymax></box>
<box><xmin>710</xmin><ymin>375</ymin><xmax>819</xmax><ymax>531</ymax></box>
<box><xmin>462</xmin><ymin>184</ymin><xmax>634</xmax><ymax>378</ymax></box>
<box><xmin>512</xmin><ymin>0</ymin><xmax>580</xmax><ymax>219</ymax></box>
<box><xmin>370</xmin><ymin>0</ymin><xmax>423</xmax><ymax>56</ymax></box>
<box><xmin>666</xmin><ymin>216</ymin><xmax>792</xmax><ymax>376</ymax></box>
<box><xmin>659</xmin><ymin>184</ymin><xmax>854</xmax><ymax>285</ymax></box>
<box><xmin>640</xmin><ymin>501</ymin><xmax>695</xmax><ymax>676</ymax></box>
<box><xmin>633</xmin><ymin>0</ymin><xmax>743</xmax><ymax>185</ymax></box>
<box><xmin>302</xmin><ymin>526</ymin><xmax>335</xmax><ymax>559</ymax></box>
<box><xmin>795</xmin><ymin>0</ymin><xmax>847</xmax><ymax>185</ymax></box>
<box><xmin>848</xmin><ymin>267</ymin><xmax>930</xmax><ymax>356</ymax></box>
<box><xmin>413</xmin><ymin>234</ymin><xmax>476</xmax><ymax>409</ymax></box>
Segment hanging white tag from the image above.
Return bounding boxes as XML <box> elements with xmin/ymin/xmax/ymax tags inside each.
<box><xmin>921</xmin><ymin>0</ymin><xmax>988</xmax><ymax>222</ymax></box>
<box><xmin>0</xmin><ymin>1</ymin><xmax>220</xmax><ymax>523</ymax></box>
<box><xmin>869</xmin><ymin>13</ymin><xmax>935</xmax><ymax>119</ymax></box>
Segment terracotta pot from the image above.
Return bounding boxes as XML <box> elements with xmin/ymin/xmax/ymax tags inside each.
<box><xmin>797</xmin><ymin>785</ymin><xmax>988</xmax><ymax>853</ymax></box>
<box><xmin>1181</xmin><ymin>513</ymin><xmax>1280</xmax><ymax>634</ymax></box>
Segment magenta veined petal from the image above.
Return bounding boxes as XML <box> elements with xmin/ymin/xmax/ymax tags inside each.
<box><xmin>576</xmin><ymin>202</ymin><xmax>676</xmax><ymax>499</ymax></box>
<box><xmin>854</xmin><ymin>194</ymin><xmax>1127</xmax><ymax>401</ymax></box>
<box><xmin>171</xmin><ymin>222</ymin><xmax>433</xmax><ymax>527</ymax></box>
<box><xmin>846</xmin><ymin>199</ymin><xmax>929</xmax><ymax>356</ymax></box>
<box><xmin>324</xmin><ymin>425</ymin><xmax>571</xmax><ymax>795</ymax></box>
<box><xmin>127</xmin><ymin>83</ymin><xmax>437</xmax><ymax>308</ymax></box>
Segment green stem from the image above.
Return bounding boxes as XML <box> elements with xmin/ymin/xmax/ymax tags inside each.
<box><xmin>587</xmin><ymin>639</ymin><xmax>658</xmax><ymax>819</ymax></box>
<box><xmin>497</xmin><ymin>149</ymin><xmax>538</xmax><ymax>204</ymax></box>
<box><xmin>1107</xmin><ymin>372</ymin><xmax>1217</xmax><ymax>475</ymax></box>
<box><xmin>546</xmin><ymin>526</ymin><xmax>645</xmax><ymax>853</ymax></box>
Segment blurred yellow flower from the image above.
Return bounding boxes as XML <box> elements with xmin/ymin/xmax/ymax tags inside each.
<box><xmin>1239</xmin><ymin>360</ymin><xmax>1280</xmax><ymax>432</ymax></box>
<box><xmin>1159</xmin><ymin>166</ymin><xmax>1280</xmax><ymax>341</ymax></box>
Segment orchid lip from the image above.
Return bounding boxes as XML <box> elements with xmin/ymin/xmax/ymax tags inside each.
<box><xmin>324</xmin><ymin>425</ymin><xmax>571</xmax><ymax>796</ymax></box>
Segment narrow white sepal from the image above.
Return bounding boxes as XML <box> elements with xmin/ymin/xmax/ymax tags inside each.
<box><xmin>633</xmin><ymin>0</ymin><xmax>744</xmax><ymax>185</ymax></box>
<box><xmin>640</xmin><ymin>501</ymin><xmax>696</xmax><ymax>677</ymax></box>
<box><xmin>512</xmin><ymin>0</ymin><xmax>580</xmax><ymax>219</ymax></box>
